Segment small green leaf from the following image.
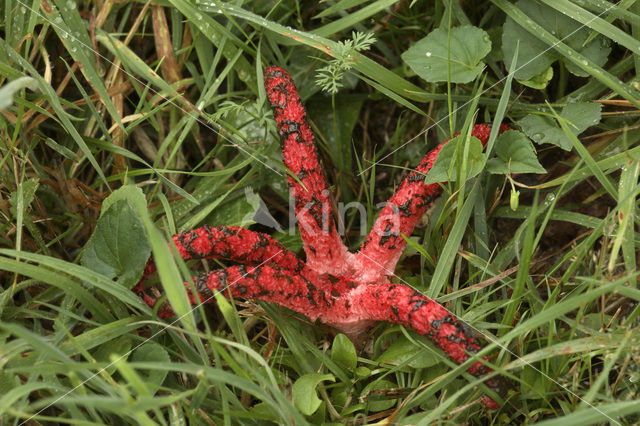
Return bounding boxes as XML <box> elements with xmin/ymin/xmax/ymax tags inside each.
<box><xmin>329</xmin><ymin>385</ymin><xmax>349</xmax><ymax>412</ymax></box>
<box><xmin>518</xmin><ymin>103</ymin><xmax>602</xmax><ymax>151</ymax></box>
<box><xmin>292</xmin><ymin>373</ymin><xmax>335</xmax><ymax>416</ymax></box>
<box><xmin>518</xmin><ymin>66</ymin><xmax>554</xmax><ymax>90</ymax></box>
<box><xmin>207</xmin><ymin>190</ymin><xmax>262</xmax><ymax>227</ymax></box>
<box><xmin>402</xmin><ymin>26</ymin><xmax>491</xmax><ymax>83</ymax></box>
<box><xmin>131</xmin><ymin>341</ymin><xmax>170</xmax><ymax>395</ymax></box>
<box><xmin>424</xmin><ymin>136</ymin><xmax>486</xmax><ymax>184</ymax></box>
<box><xmin>249</xmin><ymin>402</ymin><xmax>279</xmax><ymax>421</ymax></box>
<box><xmin>376</xmin><ymin>335</ymin><xmax>440</xmax><ymax>369</ymax></box>
<box><xmin>81</xmin><ymin>199</ymin><xmax>150</xmax><ymax>289</ymax></box>
<box><xmin>355</xmin><ymin>366</ymin><xmax>371</xmax><ymax>378</ymax></box>
<box><xmin>361</xmin><ymin>379</ymin><xmax>397</xmax><ymax>412</ymax></box>
<box><xmin>486</xmin><ymin>130</ymin><xmax>546</xmax><ymax>174</ymax></box>
<box><xmin>271</xmin><ymin>227</ymin><xmax>303</xmax><ymax>252</ymax></box>
<box><xmin>331</xmin><ymin>334</ymin><xmax>357</xmax><ymax>372</ymax></box>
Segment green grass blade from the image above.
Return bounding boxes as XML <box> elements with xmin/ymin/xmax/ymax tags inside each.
<box><xmin>534</xmin><ymin>401</ymin><xmax>640</xmax><ymax>425</ymax></box>
<box><xmin>311</xmin><ymin>0</ymin><xmax>397</xmax><ymax>37</ymax></box>
<box><xmin>1</xmin><ymin>39</ymin><xmax>108</xmax><ymax>186</ymax></box>
<box><xmin>428</xmin><ymin>183</ymin><xmax>480</xmax><ymax>298</ymax></box>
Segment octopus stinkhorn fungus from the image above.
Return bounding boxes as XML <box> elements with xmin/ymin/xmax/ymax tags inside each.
<box><xmin>135</xmin><ymin>67</ymin><xmax>509</xmax><ymax>409</ymax></box>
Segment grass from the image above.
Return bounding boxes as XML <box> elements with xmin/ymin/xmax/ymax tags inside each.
<box><xmin>1</xmin><ymin>0</ymin><xmax>640</xmax><ymax>424</ymax></box>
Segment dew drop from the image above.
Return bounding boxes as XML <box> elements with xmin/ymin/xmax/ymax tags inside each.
<box><xmin>425</xmin><ymin>51</ymin><xmax>432</xmax><ymax>57</ymax></box>
<box><xmin>532</xmin><ymin>132</ymin><xmax>544</xmax><ymax>141</ymax></box>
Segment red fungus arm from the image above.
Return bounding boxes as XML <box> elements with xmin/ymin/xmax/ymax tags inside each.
<box><xmin>168</xmin><ymin>225</ymin><xmax>303</xmax><ymax>270</ymax></box>
<box><xmin>137</xmin><ymin>263</ymin><xmax>339</xmax><ymax>322</ymax></box>
<box><xmin>345</xmin><ymin>283</ymin><xmax>503</xmax><ymax>408</ymax></box>
<box><xmin>355</xmin><ymin>124</ymin><xmax>509</xmax><ymax>279</ymax></box>
<box><xmin>133</xmin><ymin>226</ymin><xmax>304</xmax><ymax>305</ymax></box>
<box><xmin>264</xmin><ymin>67</ymin><xmax>350</xmax><ymax>275</ymax></box>
<box><xmin>139</xmin><ymin>225</ymin><xmax>303</xmax><ymax>278</ymax></box>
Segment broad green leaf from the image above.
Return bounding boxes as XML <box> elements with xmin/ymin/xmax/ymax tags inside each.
<box><xmin>424</xmin><ymin>136</ymin><xmax>485</xmax><ymax>184</ymax></box>
<box><xmin>91</xmin><ymin>336</ymin><xmax>133</xmax><ymax>375</ymax></box>
<box><xmin>330</xmin><ymin>334</ymin><xmax>357</xmax><ymax>372</ymax></box>
<box><xmin>502</xmin><ymin>0</ymin><xmax>611</xmax><ymax>80</ymax></box>
<box><xmin>495</xmin><ymin>0</ymin><xmax>639</xmax><ymax>109</ymax></box>
<box><xmin>486</xmin><ymin>130</ymin><xmax>546</xmax><ymax>174</ymax></box>
<box><xmin>519</xmin><ymin>115</ymin><xmax>569</xmax><ymax>149</ymax></box>
<box><xmin>81</xmin><ymin>199</ymin><xmax>150</xmax><ymax>289</ymax></box>
<box><xmin>560</xmin><ymin>102</ymin><xmax>603</xmax><ymax>134</ymax></box>
<box><xmin>131</xmin><ymin>341</ymin><xmax>170</xmax><ymax>395</ymax></box>
<box><xmin>402</xmin><ymin>26</ymin><xmax>491</xmax><ymax>83</ymax></box>
<box><xmin>292</xmin><ymin>373</ymin><xmax>335</xmax><ymax>416</ymax></box>
<box><xmin>0</xmin><ymin>76</ymin><xmax>38</xmax><ymax>110</ymax></box>
<box><xmin>376</xmin><ymin>335</ymin><xmax>440</xmax><ymax>369</ymax></box>
<box><xmin>541</xmin><ymin>0</ymin><xmax>640</xmax><ymax>55</ymax></box>
<box><xmin>100</xmin><ymin>185</ymin><xmax>149</xmax><ymax>219</ymax></box>
<box><xmin>518</xmin><ymin>102</ymin><xmax>602</xmax><ymax>150</ymax></box>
